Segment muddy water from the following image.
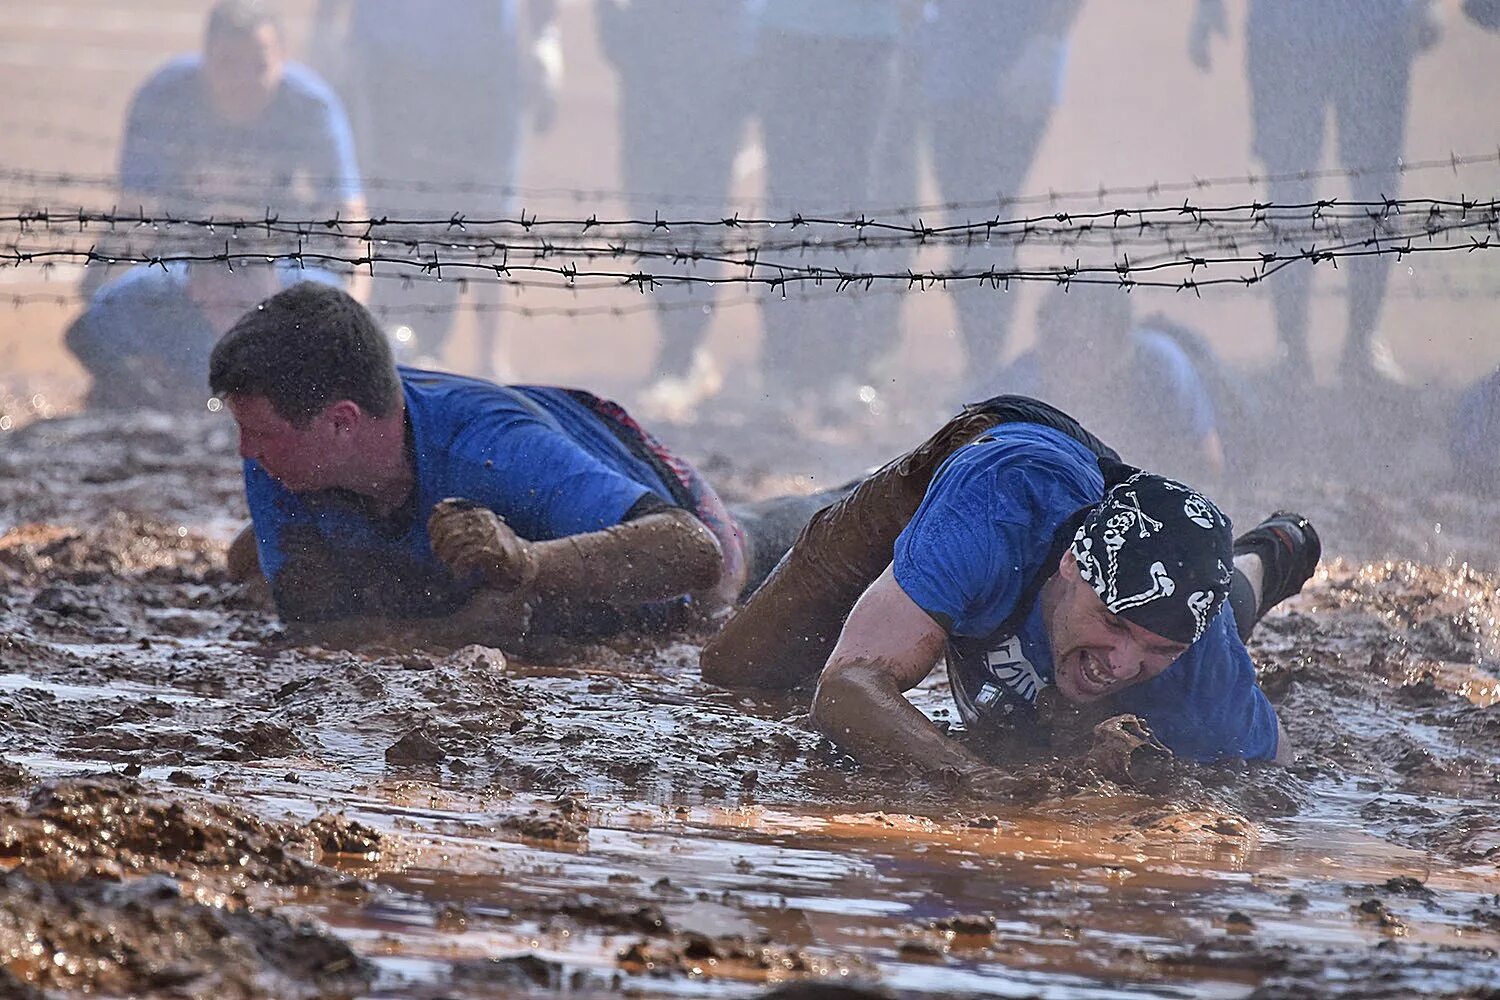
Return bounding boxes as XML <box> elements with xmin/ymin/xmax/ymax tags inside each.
<box><xmin>2</xmin><ymin>411</ymin><xmax>1499</xmax><ymax>998</ymax></box>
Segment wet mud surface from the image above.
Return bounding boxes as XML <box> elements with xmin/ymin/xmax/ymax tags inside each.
<box><xmin>2</xmin><ymin>411</ymin><xmax>1500</xmax><ymax>998</ymax></box>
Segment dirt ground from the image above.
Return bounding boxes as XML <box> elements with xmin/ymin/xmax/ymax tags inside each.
<box><xmin>1</xmin><ymin>394</ymin><xmax>1498</xmax><ymax>998</ymax></box>
<box><xmin>4</xmin><ymin>2</ymin><xmax>1500</xmax><ymax>999</ymax></box>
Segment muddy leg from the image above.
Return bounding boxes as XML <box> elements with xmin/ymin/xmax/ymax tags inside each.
<box><xmin>1228</xmin><ymin>512</ymin><xmax>1321</xmax><ymax>642</ymax></box>
<box><xmin>729</xmin><ymin>481</ymin><xmax>862</xmax><ymax>599</ymax></box>
<box><xmin>701</xmin><ymin>408</ymin><xmax>1006</xmax><ymax>690</ymax></box>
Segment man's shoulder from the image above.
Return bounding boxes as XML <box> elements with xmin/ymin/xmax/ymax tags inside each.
<box><xmin>946</xmin><ymin>422</ymin><xmax>1105</xmax><ymax>487</ymax></box>
<box><xmin>402</xmin><ymin>368</ymin><xmax>548</xmax><ymax>442</ymax></box>
<box><xmin>131</xmin><ymin>54</ymin><xmax>204</xmax><ymax>103</ymax></box>
<box><xmin>275</xmin><ymin>62</ymin><xmax>347</xmax><ymax>116</ymax></box>
<box><xmin>913</xmin><ymin>424</ymin><xmax>1104</xmax><ymax>554</ymax></box>
<box><xmin>90</xmin><ymin>265</ymin><xmax>189</xmax><ymax>314</ymax></box>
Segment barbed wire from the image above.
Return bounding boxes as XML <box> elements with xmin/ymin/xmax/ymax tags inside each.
<box><xmin>5</xmin><ymin>226</ymin><xmax>1496</xmax><ymax>296</ymax></box>
<box><xmin>3</xmin><ymin>197</ymin><xmax>1473</xmax><ymax>243</ymax></box>
<box><xmin>3</xmin><ymin>197</ymin><xmax>1493</xmax><ymax>254</ymax></box>
<box><xmin>3</xmin><ymin>196</ymin><xmax>1496</xmax><ymax>285</ymax></box>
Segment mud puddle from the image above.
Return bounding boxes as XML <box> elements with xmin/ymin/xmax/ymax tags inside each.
<box><xmin>3</xmin><ymin>411</ymin><xmax>1500</xmax><ymax>997</ymax></box>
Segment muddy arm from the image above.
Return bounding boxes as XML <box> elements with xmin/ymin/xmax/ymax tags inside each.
<box><xmin>810</xmin><ymin>567</ymin><xmax>990</xmax><ymax>777</ymax></box>
<box><xmin>428</xmin><ymin>501</ymin><xmax>723</xmax><ymax>609</ymax></box>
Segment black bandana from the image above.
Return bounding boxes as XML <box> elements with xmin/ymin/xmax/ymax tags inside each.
<box><xmin>1068</xmin><ymin>471</ymin><xmax>1233</xmax><ymax>644</ymax></box>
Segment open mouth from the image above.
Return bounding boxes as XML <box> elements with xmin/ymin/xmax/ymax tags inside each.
<box><xmin>1076</xmin><ymin>651</ymin><xmax>1114</xmax><ymax>694</ymax></box>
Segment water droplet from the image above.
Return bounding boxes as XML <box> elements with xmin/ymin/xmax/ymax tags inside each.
<box><xmin>206</xmin><ymin>397</ymin><xmax>223</xmax><ymax>413</ymax></box>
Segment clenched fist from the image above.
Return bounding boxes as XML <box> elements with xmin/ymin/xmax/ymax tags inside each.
<box><xmin>427</xmin><ymin>498</ymin><xmax>538</xmax><ymax>592</ymax></box>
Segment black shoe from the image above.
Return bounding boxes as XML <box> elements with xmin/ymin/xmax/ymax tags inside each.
<box><xmin>1234</xmin><ymin>510</ymin><xmax>1321</xmax><ymax>613</ymax></box>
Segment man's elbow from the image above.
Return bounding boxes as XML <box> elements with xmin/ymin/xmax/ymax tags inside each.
<box><xmin>810</xmin><ymin>659</ymin><xmax>869</xmax><ymax>744</ymax></box>
<box><xmin>655</xmin><ymin>509</ymin><xmax>724</xmax><ymax>593</ymax></box>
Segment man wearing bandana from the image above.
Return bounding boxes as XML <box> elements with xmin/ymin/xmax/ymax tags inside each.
<box><xmin>700</xmin><ymin>397</ymin><xmax>1320</xmax><ymax>785</ymax></box>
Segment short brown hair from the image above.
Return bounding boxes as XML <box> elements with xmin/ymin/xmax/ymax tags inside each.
<box><xmin>209</xmin><ymin>282</ymin><xmax>400</xmax><ymax>424</ymax></box>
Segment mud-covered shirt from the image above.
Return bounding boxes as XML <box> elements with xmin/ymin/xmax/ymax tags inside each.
<box><xmin>244</xmin><ymin>368</ymin><xmax>680</xmax><ymax>621</ymax></box>
<box><xmin>891</xmin><ymin>423</ymin><xmax>1279</xmax><ymax>762</ymax></box>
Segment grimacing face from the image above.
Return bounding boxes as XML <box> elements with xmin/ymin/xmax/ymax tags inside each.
<box><xmin>1043</xmin><ymin>552</ymin><xmax>1190</xmax><ymax>704</ymax></box>
<box><xmin>226</xmin><ymin>393</ymin><xmax>343</xmax><ymax>494</ymax></box>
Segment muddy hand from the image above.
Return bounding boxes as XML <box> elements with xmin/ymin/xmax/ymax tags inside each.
<box><xmin>1086</xmin><ymin>714</ymin><xmax>1172</xmax><ymax>785</ymax></box>
<box><xmin>428</xmin><ymin>498</ymin><xmax>537</xmax><ymax>590</ymax></box>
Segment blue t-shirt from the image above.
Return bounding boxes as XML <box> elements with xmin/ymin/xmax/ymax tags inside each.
<box><xmin>246</xmin><ymin>368</ymin><xmax>680</xmax><ymax>621</ymax></box>
<box><xmin>892</xmin><ymin>423</ymin><xmax>1279</xmax><ymax>762</ymax></box>
<box><xmin>119</xmin><ymin>55</ymin><xmax>361</xmax><ymax>214</ymax></box>
<box><xmin>1130</xmin><ymin>327</ymin><xmax>1217</xmax><ymax>441</ymax></box>
<box><xmin>1452</xmin><ymin>367</ymin><xmax>1500</xmax><ymax>488</ymax></box>
<box><xmin>67</xmin><ymin>262</ymin><xmax>340</xmax><ymax>390</ymax></box>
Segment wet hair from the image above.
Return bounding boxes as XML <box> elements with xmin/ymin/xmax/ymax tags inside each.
<box><xmin>209</xmin><ymin>282</ymin><xmax>400</xmax><ymax>424</ymax></box>
<box><xmin>205</xmin><ymin>0</ymin><xmax>281</xmax><ymax>46</ymax></box>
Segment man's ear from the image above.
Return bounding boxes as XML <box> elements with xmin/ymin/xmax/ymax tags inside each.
<box><xmin>1058</xmin><ymin>549</ymin><xmax>1080</xmax><ymax>580</ymax></box>
<box><xmin>325</xmin><ymin>400</ymin><xmax>363</xmax><ymax>435</ymax></box>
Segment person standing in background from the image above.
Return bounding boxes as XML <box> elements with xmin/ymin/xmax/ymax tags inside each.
<box><xmin>916</xmin><ymin>0</ymin><xmax>1082</xmax><ymax>400</ymax></box>
<box><xmin>754</xmin><ymin>0</ymin><xmax>903</xmax><ymax>421</ymax></box>
<box><xmin>1190</xmin><ymin>0</ymin><xmax>1441</xmax><ymax>387</ymax></box>
<box><xmin>311</xmin><ymin>0</ymin><xmax>562</xmax><ymax>380</ymax></box>
<box><xmin>595</xmin><ymin>0</ymin><xmax>759</xmax><ymax>422</ymax></box>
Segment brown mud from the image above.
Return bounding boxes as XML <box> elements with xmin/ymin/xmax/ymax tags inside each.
<box><xmin>1</xmin><ymin>406</ymin><xmax>1499</xmax><ymax>999</ymax></box>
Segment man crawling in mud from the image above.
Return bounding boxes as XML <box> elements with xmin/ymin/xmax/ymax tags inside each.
<box><xmin>701</xmin><ymin>398</ymin><xmax>1321</xmax><ymax>787</ymax></box>
<box><xmin>212</xmin><ymin>281</ymin><xmax>810</xmax><ymax>647</ymax></box>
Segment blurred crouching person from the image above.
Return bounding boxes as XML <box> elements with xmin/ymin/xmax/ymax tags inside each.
<box><xmin>1452</xmin><ymin>365</ymin><xmax>1500</xmax><ymax>491</ymax></box>
<box><xmin>66</xmin><ymin>258</ymin><xmax>342</xmax><ymax>412</ymax></box>
<box><xmin>1003</xmin><ymin>286</ymin><xmax>1248</xmax><ymax>483</ymax></box>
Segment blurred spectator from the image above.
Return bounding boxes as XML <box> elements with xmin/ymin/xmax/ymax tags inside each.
<box><xmin>1004</xmin><ymin>286</ymin><xmax>1235</xmax><ymax>483</ymax></box>
<box><xmin>1190</xmin><ymin>0</ymin><xmax>1440</xmax><ymax>386</ymax></box>
<box><xmin>120</xmin><ymin>0</ymin><xmax>363</xmax><ymax>220</ymax></box>
<box><xmin>918</xmin><ymin>0</ymin><xmax>1081</xmax><ymax>396</ymax></box>
<box><xmin>99</xmin><ymin>0</ymin><xmax>363</xmax><ymax>305</ymax></box>
<box><xmin>1465</xmin><ymin>0</ymin><xmax>1500</xmax><ymax>29</ymax></box>
<box><xmin>755</xmin><ymin>0</ymin><xmax>903</xmax><ymax>413</ymax></box>
<box><xmin>1451</xmin><ymin>366</ymin><xmax>1500</xmax><ymax>490</ymax></box>
<box><xmin>65</xmin><ymin>261</ymin><xmax>341</xmax><ymax>411</ymax></box>
<box><xmin>596</xmin><ymin>0</ymin><xmax>757</xmax><ymax>420</ymax></box>
<box><xmin>854</xmin><ymin>0</ymin><xmax>1082</xmax><ymax>411</ymax></box>
<box><xmin>310</xmin><ymin>0</ymin><xmax>561</xmax><ymax>379</ymax></box>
